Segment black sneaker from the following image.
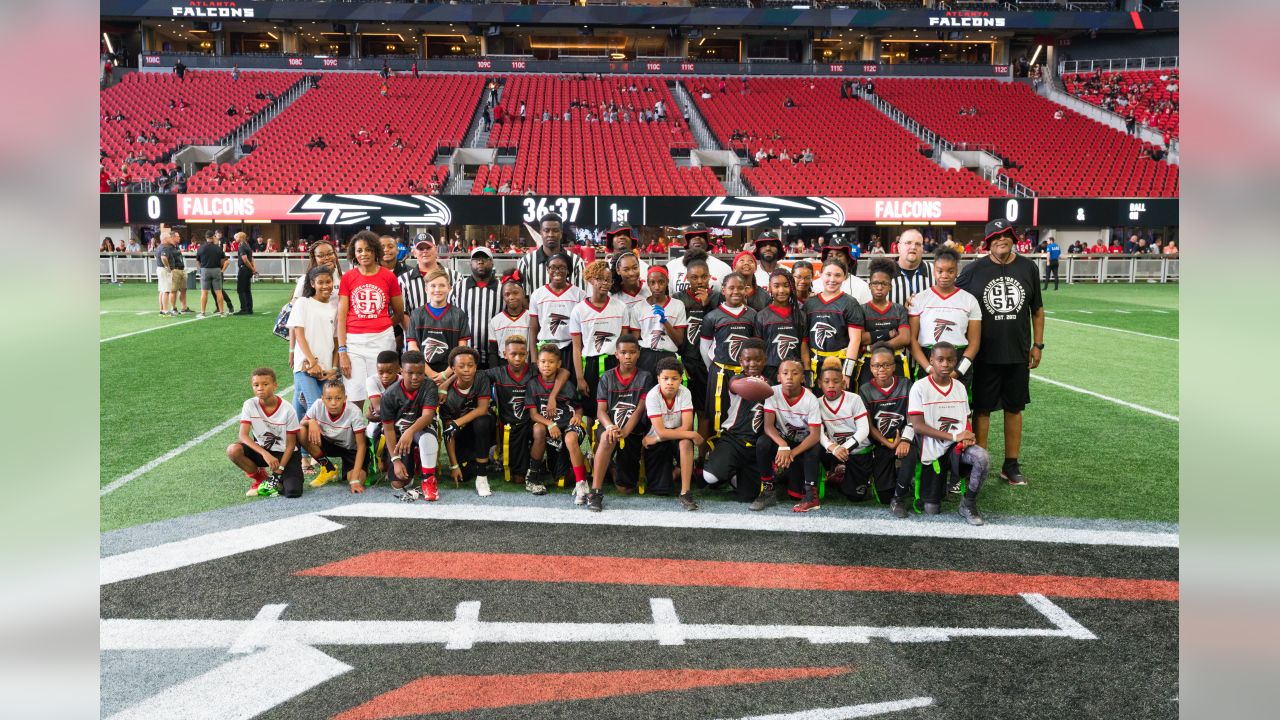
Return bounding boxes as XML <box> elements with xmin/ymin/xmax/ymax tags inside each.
<box><xmin>587</xmin><ymin>491</ymin><xmax>603</xmax><ymax>512</ymax></box>
<box><xmin>946</xmin><ymin>480</ymin><xmax>961</xmax><ymax>495</ymax></box>
<box><xmin>679</xmin><ymin>492</ymin><xmax>698</xmax><ymax>511</ymax></box>
<box><xmin>889</xmin><ymin>497</ymin><xmax>909</xmax><ymax>519</ymax></box>
<box><xmin>749</xmin><ymin>492</ymin><xmax>777</xmax><ymax>511</ymax></box>
<box><xmin>959</xmin><ymin>497</ymin><xmax>985</xmax><ymax>526</ymax></box>
<box><xmin>1001</xmin><ymin>463</ymin><xmax>1028</xmax><ymax>486</ymax></box>
<box><xmin>923</xmin><ymin>502</ymin><xmax>941</xmax><ymax>515</ymax></box>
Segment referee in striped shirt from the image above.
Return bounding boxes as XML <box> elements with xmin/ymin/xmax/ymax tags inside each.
<box><xmin>889</xmin><ymin>228</ymin><xmax>934</xmax><ymax>306</ymax></box>
<box><xmin>449</xmin><ymin>246</ymin><xmax>501</xmax><ymax>368</ymax></box>
<box><xmin>515</xmin><ymin>212</ymin><xmax>585</xmax><ymax>292</ymax></box>
<box><xmin>397</xmin><ymin>233</ymin><xmax>453</xmax><ymax>314</ymax></box>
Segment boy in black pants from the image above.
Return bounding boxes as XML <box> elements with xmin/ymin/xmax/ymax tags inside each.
<box><xmin>227</xmin><ymin>367</ymin><xmax>303</xmax><ymax>498</ymax></box>
<box><xmin>758</xmin><ymin>358</ymin><xmax>824</xmax><ymax>513</ymax></box>
<box><xmin>701</xmin><ymin>339</ymin><xmax>768</xmax><ymax>505</ymax></box>
<box><xmin>588</xmin><ymin>335</ymin><xmax>656</xmax><ymax>506</ymax></box>
<box><xmin>439</xmin><ymin>346</ymin><xmax>495</xmax><ymax>497</ymax></box>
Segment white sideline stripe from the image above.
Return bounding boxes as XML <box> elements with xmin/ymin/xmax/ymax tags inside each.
<box><xmin>446</xmin><ymin>601</ymin><xmax>482</xmax><ymax>650</ymax></box>
<box><xmin>1045</xmin><ymin>316</ymin><xmax>1178</xmax><ymax>342</ymax></box>
<box><xmin>100</xmin><ymin>514</ymin><xmax>345</xmax><ymax>585</ymax></box>
<box><xmin>716</xmin><ymin>697</ymin><xmax>934</xmax><ymax>720</ymax></box>
<box><xmin>228</xmin><ymin>603</ymin><xmax>289</xmax><ymax>654</ymax></box>
<box><xmin>101</xmin><ymin>386</ymin><xmax>294</xmax><ymax>497</ymax></box>
<box><xmin>1152</xmin><ymin>309</ymin><xmax>1169</xmax><ymax>314</ymax></box>
<box><xmin>1022</xmin><ymin>593</ymin><xmax>1097</xmax><ymax>640</ymax></box>
<box><xmin>105</xmin><ymin>643</ymin><xmax>351</xmax><ymax>720</ymax></box>
<box><xmin>101</xmin><ymin>316</ymin><xmax>203</xmax><ymax>342</ymax></box>
<box><xmin>1031</xmin><ymin>375</ymin><xmax>1178</xmax><ymax>422</ymax></box>
<box><xmin>319</xmin><ymin>503</ymin><xmax>1179</xmax><ymax>548</ymax></box>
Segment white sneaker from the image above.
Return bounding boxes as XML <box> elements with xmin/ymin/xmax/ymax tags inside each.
<box><xmin>219</xmin><ymin>311</ymin><xmax>228</xmax><ymax>318</ymax></box>
<box><xmin>475</xmin><ymin>476</ymin><xmax>492</xmax><ymax>497</ymax></box>
<box><xmin>573</xmin><ymin>480</ymin><xmax>589</xmax><ymax>505</ymax></box>
<box><xmin>196</xmin><ymin>312</ymin><xmax>206</xmax><ymax>319</ymax></box>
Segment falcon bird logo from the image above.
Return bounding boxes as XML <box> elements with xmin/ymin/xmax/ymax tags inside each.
<box><xmin>509</xmin><ymin>396</ymin><xmax>526</xmax><ymax>420</ymax></box>
<box><xmin>592</xmin><ymin>331</ymin><xmax>616</xmax><ymax>353</ymax></box>
<box><xmin>750</xmin><ymin>404</ymin><xmax>765</xmax><ymax>433</ymax></box>
<box><xmin>875</xmin><ymin>410</ymin><xmax>904</xmax><ymax>436</ymax></box>
<box><xmin>289</xmin><ymin>193</ymin><xmax>453</xmax><ymax>226</ymax></box>
<box><xmin>421</xmin><ymin>337</ymin><xmax>450</xmax><ymax>362</ymax></box>
<box><xmin>726</xmin><ymin>333</ymin><xmax>749</xmax><ymax>362</ymax></box>
<box><xmin>830</xmin><ymin>430</ymin><xmax>855</xmax><ymax>445</ymax></box>
<box><xmin>773</xmin><ymin>333</ymin><xmax>800</xmax><ymax>360</ymax></box>
<box><xmin>258</xmin><ymin>432</ymin><xmax>279</xmax><ymax>450</ymax></box>
<box><xmin>540</xmin><ymin>402</ymin><xmax>565</xmax><ymax>423</ymax></box>
<box><xmin>611</xmin><ymin>401</ymin><xmax>636</xmax><ymax>427</ymax></box>
<box><xmin>547</xmin><ymin>313</ymin><xmax>570</xmax><ymax>334</ymax></box>
<box><xmin>938</xmin><ymin>416</ymin><xmax>962</xmax><ymax>433</ymax></box>
<box><xmin>932</xmin><ymin>318</ymin><xmax>956</xmax><ymax>343</ymax></box>
<box><xmin>810</xmin><ymin>321</ymin><xmax>837</xmax><ymax>348</ymax></box>
<box><xmin>685</xmin><ymin>316</ymin><xmax>702</xmax><ymax>340</ymax></box>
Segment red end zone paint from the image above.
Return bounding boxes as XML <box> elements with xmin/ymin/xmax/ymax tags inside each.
<box><xmin>333</xmin><ymin>666</ymin><xmax>850</xmax><ymax>720</ymax></box>
<box><xmin>299</xmin><ymin>551</ymin><xmax>1177</xmax><ymax>602</ymax></box>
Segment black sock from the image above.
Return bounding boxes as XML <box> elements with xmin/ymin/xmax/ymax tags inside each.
<box><xmin>1003</xmin><ymin>457</ymin><xmax>1019</xmax><ymax>468</ymax></box>
<box><xmin>319</xmin><ymin>458</ymin><xmax>335</xmax><ymax>472</ymax></box>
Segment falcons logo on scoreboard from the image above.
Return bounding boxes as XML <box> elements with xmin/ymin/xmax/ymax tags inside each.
<box><xmin>289</xmin><ymin>194</ymin><xmax>453</xmax><ymax>226</ymax></box>
<box><xmin>612</xmin><ymin>401</ymin><xmax>636</xmax><ymax>427</ymax></box>
<box><xmin>932</xmin><ymin>318</ymin><xmax>956</xmax><ymax>344</ymax></box>
<box><xmin>421</xmin><ymin>337</ymin><xmax>450</xmax><ymax>363</ymax></box>
<box><xmin>547</xmin><ymin>314</ymin><xmax>570</xmax><ymax>334</ymax></box>
<box><xmin>773</xmin><ymin>334</ymin><xmax>800</xmax><ymax>360</ymax></box>
<box><xmin>810</xmin><ymin>322</ymin><xmax>837</xmax><ymax>348</ymax></box>
<box><xmin>593</xmin><ymin>331</ymin><xmax>616</xmax><ymax>353</ymax></box>
<box><xmin>726</xmin><ymin>334</ymin><xmax>749</xmax><ymax>362</ymax></box>
<box><xmin>690</xmin><ymin>196</ymin><xmax>845</xmax><ymax>228</ymax></box>
<box><xmin>875</xmin><ymin>410</ymin><xmax>904</xmax><ymax>436</ymax></box>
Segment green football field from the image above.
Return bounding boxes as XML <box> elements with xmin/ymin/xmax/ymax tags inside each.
<box><xmin>99</xmin><ymin>280</ymin><xmax>1179</xmax><ymax>531</ymax></box>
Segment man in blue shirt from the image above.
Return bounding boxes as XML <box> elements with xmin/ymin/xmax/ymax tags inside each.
<box><xmin>1043</xmin><ymin>236</ymin><xmax>1061</xmax><ymax>291</ymax></box>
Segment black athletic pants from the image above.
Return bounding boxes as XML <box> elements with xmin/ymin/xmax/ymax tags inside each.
<box><xmin>755</xmin><ymin>434</ymin><xmax>821</xmax><ymax>498</ymax></box>
<box><xmin>237</xmin><ymin>267</ymin><xmax>254</xmax><ymax>313</ymax></box>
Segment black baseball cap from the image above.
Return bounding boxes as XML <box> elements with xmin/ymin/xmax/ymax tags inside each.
<box><xmin>984</xmin><ymin>219</ymin><xmax>1018</xmax><ymax>243</ymax></box>
<box><xmin>683</xmin><ymin>222</ymin><xmax>711</xmax><ymax>239</ymax></box>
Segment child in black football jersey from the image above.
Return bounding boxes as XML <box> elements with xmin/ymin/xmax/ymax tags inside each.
<box><xmin>439</xmin><ymin>346</ymin><xmax>495</xmax><ymax>497</ymax></box>
<box><xmin>700</xmin><ymin>272</ymin><xmax>759</xmax><ymax>438</ymax></box>
<box><xmin>674</xmin><ymin>252</ymin><xmax>721</xmax><ymax>457</ymax></box>
<box><xmin>805</xmin><ymin>258</ymin><xmax>865</xmax><ymax>389</ymax></box>
<box><xmin>857</xmin><ymin>259</ymin><xmax>911</xmax><ymax>388</ymax></box>
<box><xmin>859</xmin><ymin>344</ymin><xmax>919</xmax><ymax>518</ymax></box>
<box><xmin>486</xmin><ymin>335</ymin><xmax>569</xmax><ymax>484</ymax></box>
<box><xmin>702</xmin><ymin>340</ymin><xmax>769</xmax><ymax>504</ymax></box>
<box><xmin>405</xmin><ymin>268</ymin><xmax>471</xmax><ymax>384</ymax></box>
<box><xmin>526</xmin><ymin>343</ymin><xmax>588</xmax><ymax>498</ymax></box>
<box><xmin>588</xmin><ymin>335</ymin><xmax>656</xmax><ymax>506</ymax></box>
<box><xmin>379</xmin><ymin>351</ymin><xmax>442</xmax><ymax>502</ymax></box>
<box><xmin>755</xmin><ymin>268</ymin><xmax>810</xmax><ymax>384</ymax></box>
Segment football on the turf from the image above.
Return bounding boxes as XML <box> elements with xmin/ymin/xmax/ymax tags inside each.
<box><xmin>729</xmin><ymin>376</ymin><xmax>774</xmax><ymax>402</ymax></box>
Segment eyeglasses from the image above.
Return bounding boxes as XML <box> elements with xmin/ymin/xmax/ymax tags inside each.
<box><xmin>869</xmin><ymin>362</ymin><xmax>895</xmax><ymax>369</ymax></box>
<box><xmin>868</xmin><ymin>280</ymin><xmax>890</xmax><ymax>286</ymax></box>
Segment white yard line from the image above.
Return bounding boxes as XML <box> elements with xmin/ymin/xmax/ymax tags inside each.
<box><xmin>101</xmin><ymin>386</ymin><xmax>294</xmax><ymax>497</ymax></box>
<box><xmin>1031</xmin><ymin>375</ymin><xmax>1178</xmax><ymax>421</ymax></box>
<box><xmin>716</xmin><ymin>697</ymin><xmax>935</xmax><ymax>720</ymax></box>
<box><xmin>1045</xmin><ymin>316</ymin><xmax>1178</xmax><ymax>342</ymax></box>
<box><xmin>101</xmin><ymin>316</ymin><xmax>203</xmax><ymax>342</ymax></box>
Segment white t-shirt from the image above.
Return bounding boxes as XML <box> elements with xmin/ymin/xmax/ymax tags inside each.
<box><xmin>612</xmin><ymin>284</ymin><xmax>652</xmax><ymax>320</ymax></box>
<box><xmin>627</xmin><ymin>297</ymin><xmax>688</xmax><ymax>353</ymax></box>
<box><xmin>644</xmin><ymin>384</ymin><xmax>694</xmax><ymax>438</ymax></box>
<box><xmin>489</xmin><ymin>309</ymin><xmax>532</xmax><ymax>356</ymax></box>
<box><xmin>763</xmin><ymin>386</ymin><xmax>823</xmax><ymax>442</ymax></box>
<box><xmin>908</xmin><ymin>286</ymin><xmax>981</xmax><ymax>348</ymax></box>
<box><xmin>286</xmin><ymin>297</ymin><xmax>337</xmax><ymax>372</ymax></box>
<box><xmin>907</xmin><ymin>375</ymin><xmax>971</xmax><ymax>463</ymax></box>
<box><xmin>569</xmin><ymin>296</ymin><xmax>629</xmax><ymax>358</ymax></box>
<box><xmin>239</xmin><ymin>396</ymin><xmax>300</xmax><ymax>453</ymax></box>
<box><xmin>365</xmin><ymin>374</ymin><xmax>394</xmax><ymax>400</ymax></box>
<box><xmin>842</xmin><ymin>275</ymin><xmax>873</xmax><ymax>305</ymax></box>
<box><xmin>667</xmin><ymin>254</ymin><xmax>734</xmax><ymax>294</ymax></box>
<box><xmin>292</xmin><ymin>267</ymin><xmax>342</xmax><ymax>309</ymax></box>
<box><xmin>818</xmin><ymin>391</ymin><xmax>871</xmax><ymax>452</ymax></box>
<box><xmin>305</xmin><ymin>399</ymin><xmax>368</xmax><ymax>449</ymax></box>
<box><xmin>529</xmin><ymin>283</ymin><xmax>586</xmax><ymax>347</ymax></box>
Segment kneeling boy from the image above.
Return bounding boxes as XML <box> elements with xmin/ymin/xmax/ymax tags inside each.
<box><xmin>526</xmin><ymin>343</ymin><xmax>588</xmax><ymax>499</ymax></box>
<box><xmin>759</xmin><ymin>358</ymin><xmax>824</xmax><ymax>513</ymax></box>
<box><xmin>227</xmin><ymin>367</ymin><xmax>303</xmax><ymax>498</ymax></box>
<box><xmin>300</xmin><ymin>379</ymin><xmax>369</xmax><ymax>493</ymax></box>
<box><xmin>379</xmin><ymin>351</ymin><xmax>442</xmax><ymax>502</ymax></box>
<box><xmin>589</xmin><ymin>334</ymin><xmax>655</xmax><ymax>507</ymax></box>
<box><xmin>702</xmin><ymin>339</ymin><xmax>768</xmax><ymax>505</ymax></box>
<box><xmin>439</xmin><ymin>346</ymin><xmax>495</xmax><ymax>497</ymax></box>
<box><xmin>908</xmin><ymin>342</ymin><xmax>989</xmax><ymax>525</ymax></box>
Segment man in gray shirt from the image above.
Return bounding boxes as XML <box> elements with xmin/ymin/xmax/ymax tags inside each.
<box><xmin>195</xmin><ymin>230</ymin><xmax>229</xmax><ymax>318</ymax></box>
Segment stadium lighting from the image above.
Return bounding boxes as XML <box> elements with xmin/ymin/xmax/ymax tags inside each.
<box><xmin>103</xmin><ymin>33</ymin><xmax>114</xmax><ymax>54</ymax></box>
<box><xmin>1030</xmin><ymin>44</ymin><xmax>1044</xmax><ymax>66</ymax></box>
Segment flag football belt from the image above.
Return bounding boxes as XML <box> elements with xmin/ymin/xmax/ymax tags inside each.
<box><xmin>583</xmin><ymin>354</ymin><xmax>608</xmax><ymax>375</ymax></box>
<box><xmin>710</xmin><ymin>361</ymin><xmax>742</xmax><ymax>437</ymax></box>
<box><xmin>811</xmin><ymin>348</ymin><xmax>855</xmax><ymax>377</ymax></box>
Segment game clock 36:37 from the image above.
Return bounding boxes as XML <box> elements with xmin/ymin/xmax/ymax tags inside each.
<box><xmin>520</xmin><ymin>197</ymin><xmax>583</xmax><ymax>224</ymax></box>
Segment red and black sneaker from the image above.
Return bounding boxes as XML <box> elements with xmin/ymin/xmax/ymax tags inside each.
<box><xmin>423</xmin><ymin>474</ymin><xmax>439</xmax><ymax>501</ymax></box>
<box><xmin>792</xmin><ymin>487</ymin><xmax>821</xmax><ymax>513</ymax></box>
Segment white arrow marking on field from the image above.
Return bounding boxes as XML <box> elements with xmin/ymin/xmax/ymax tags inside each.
<box><xmin>228</xmin><ymin>603</ymin><xmax>289</xmax><ymax>654</ymax></box>
<box><xmin>101</xmin><ymin>595</ymin><xmax>1094</xmax><ymax>651</ymax></box>
<box><xmin>715</xmin><ymin>696</ymin><xmax>935</xmax><ymax>720</ymax></box>
<box><xmin>105</xmin><ymin>642</ymin><xmax>351</xmax><ymax>720</ymax></box>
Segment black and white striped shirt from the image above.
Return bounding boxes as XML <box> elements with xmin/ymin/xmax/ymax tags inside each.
<box><xmin>890</xmin><ymin>261</ymin><xmax>933</xmax><ymax>307</ymax></box>
<box><xmin>397</xmin><ymin>264</ymin><xmax>453</xmax><ymax>314</ymax></box>
<box><xmin>515</xmin><ymin>246</ymin><xmax>586</xmax><ymax>293</ymax></box>
<box><xmin>449</xmin><ymin>275</ymin><xmax>501</xmax><ymax>360</ymax></box>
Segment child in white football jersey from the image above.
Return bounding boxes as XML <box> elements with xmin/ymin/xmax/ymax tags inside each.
<box><xmin>907</xmin><ymin>342</ymin><xmax>989</xmax><ymax>525</ymax></box>
<box><xmin>300</xmin><ymin>379</ymin><xmax>369</xmax><ymax>492</ymax></box>
<box><xmin>758</xmin><ymin>358</ymin><xmax>824</xmax><ymax>513</ymax></box>
<box><xmin>815</xmin><ymin>359</ymin><xmax>874</xmax><ymax>502</ymax></box>
<box><xmin>636</xmin><ymin>356</ymin><xmax>701</xmax><ymax>512</ymax></box>
<box><xmin>226</xmin><ymin>367</ymin><xmax>303</xmax><ymax>498</ymax></box>
<box><xmin>908</xmin><ymin>247</ymin><xmax>981</xmax><ymax>381</ymax></box>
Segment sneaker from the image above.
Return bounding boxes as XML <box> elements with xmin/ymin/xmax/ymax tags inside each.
<box><xmin>1001</xmin><ymin>463</ymin><xmax>1029</xmax><ymax>486</ymax></box>
<box><xmin>309</xmin><ymin>464</ymin><xmax>338</xmax><ymax>488</ymax></box>
<box><xmin>890</xmin><ymin>497</ymin><xmax>909</xmax><ymax>519</ymax></box>
<box><xmin>245</xmin><ymin>476</ymin><xmax>265</xmax><ymax>496</ymax></box>
<box><xmin>423</xmin><ymin>476</ymin><xmax>439</xmax><ymax>501</ymax></box>
<box><xmin>792</xmin><ymin>488</ymin><xmax>821</xmax><ymax>513</ymax></box>
<box><xmin>180</xmin><ymin>308</ymin><xmax>194</xmax><ymax>314</ymax></box>
<box><xmin>923</xmin><ymin>502</ymin><xmax>941</xmax><ymax>515</ymax></box>
<box><xmin>475</xmin><ymin>476</ymin><xmax>492</xmax><ymax>497</ymax></box>
<box><xmin>572</xmin><ymin>480</ymin><xmax>589</xmax><ymax>505</ymax></box>
<box><xmin>749</xmin><ymin>492</ymin><xmax>778</xmax><ymax>511</ymax></box>
<box><xmin>959</xmin><ymin>497</ymin><xmax>985</xmax><ymax>526</ymax></box>
<box><xmin>947</xmin><ymin>480</ymin><xmax>961</xmax><ymax>496</ymax></box>
<box><xmin>219</xmin><ymin>311</ymin><xmax>229</xmax><ymax>318</ymax></box>
<box><xmin>587</xmin><ymin>491</ymin><xmax>604</xmax><ymax>512</ymax></box>
<box><xmin>196</xmin><ymin>312</ymin><xmax>207</xmax><ymax>319</ymax></box>
<box><xmin>256</xmin><ymin>475</ymin><xmax>281</xmax><ymax>497</ymax></box>
<box><xmin>525</xmin><ymin>479</ymin><xmax>548</xmax><ymax>495</ymax></box>
<box><xmin>397</xmin><ymin>487</ymin><xmax>423</xmax><ymax>502</ymax></box>
<box><xmin>679</xmin><ymin>492</ymin><xmax>698</xmax><ymax>511</ymax></box>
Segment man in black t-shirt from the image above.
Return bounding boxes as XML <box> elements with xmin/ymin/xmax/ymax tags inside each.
<box><xmin>956</xmin><ymin>220</ymin><xmax>1045</xmax><ymax>486</ymax></box>
<box><xmin>194</xmin><ymin>230</ymin><xmax>228</xmax><ymax>318</ymax></box>
<box><xmin>234</xmin><ymin>232</ymin><xmax>257</xmax><ymax>315</ymax></box>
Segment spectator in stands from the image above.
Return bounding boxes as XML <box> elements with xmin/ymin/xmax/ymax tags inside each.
<box><xmin>1053</xmin><ymin>110</ymin><xmax>1064</xmax><ymax>121</ymax></box>
<box><xmin>784</xmin><ymin>97</ymin><xmax>796</xmax><ymax>108</ymax></box>
<box><xmin>226</xmin><ymin>105</ymin><xmax>238</xmax><ymax>117</ymax></box>
<box><xmin>411</xmin><ymin>61</ymin><xmax>418</xmax><ymax>79</ymax></box>
<box><xmin>753</xmin><ymin>148</ymin><xmax>766</xmax><ymax>166</ymax></box>
<box><xmin>127</xmin><ymin>237</ymin><xmax>141</xmax><ymax>254</ymax></box>
<box><xmin>1108</xmin><ymin>240</ymin><xmax>1124</xmax><ymax>254</ymax></box>
<box><xmin>1163</xmin><ymin>240</ymin><xmax>1178</xmax><ymax>255</ymax></box>
<box><xmin>519</xmin><ymin>101</ymin><xmax>526</xmax><ymax>121</ymax></box>
<box><xmin>482</xmin><ymin>182</ymin><xmax>497</xmax><ymax>195</ymax></box>
<box><xmin>173</xmin><ymin>59</ymin><xmax>187</xmax><ymax>80</ymax></box>
<box><xmin>778</xmin><ymin>148</ymin><xmax>790</xmax><ymax>163</ymax></box>
<box><xmin>801</xmin><ymin>148</ymin><xmax>814</xmax><ymax>164</ymax></box>
<box><xmin>1088</xmin><ymin>241</ymin><xmax>1107</xmax><ymax>254</ymax></box>
<box><xmin>380</xmin><ymin>82</ymin><xmax>389</xmax><ymax>99</ymax></box>
<box><xmin>102</xmin><ymin>57</ymin><xmax>113</xmax><ymax>87</ymax></box>
<box><xmin>391</xmin><ymin>137</ymin><xmax>404</xmax><ymax>150</ymax></box>
<box><xmin>1124</xmin><ymin>111</ymin><xmax>1136</xmax><ymax>134</ymax></box>
<box><xmin>541</xmin><ymin>109</ymin><xmax>550</xmax><ymax>122</ymax></box>
<box><xmin>864</xmin><ymin>79</ymin><xmax>875</xmax><ymax>95</ymax></box>
<box><xmin>498</xmin><ymin>180</ymin><xmax>511</xmax><ymax>194</ymax></box>
<box><xmin>100</xmin><ymin>238</ymin><xmax>114</xmax><ymax>253</ymax></box>
<box><xmin>380</xmin><ymin>61</ymin><xmax>390</xmax><ymax>81</ymax></box>
<box><xmin>231</xmin><ymin>65</ymin><xmax>239</xmax><ymax>82</ymax></box>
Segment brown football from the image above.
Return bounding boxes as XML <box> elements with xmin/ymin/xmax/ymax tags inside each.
<box><xmin>729</xmin><ymin>376</ymin><xmax>774</xmax><ymax>402</ymax></box>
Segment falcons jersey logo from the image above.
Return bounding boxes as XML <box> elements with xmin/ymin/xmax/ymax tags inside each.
<box><xmin>612</xmin><ymin>401</ymin><xmax>636</xmax><ymax>427</ymax></box>
<box><xmin>509</xmin><ymin>396</ymin><xmax>526</xmax><ymax>420</ymax></box>
<box><xmin>938</xmin><ymin>416</ymin><xmax>962</xmax><ymax>433</ymax></box>
<box><xmin>547</xmin><ymin>313</ymin><xmax>570</xmax><ymax>334</ymax></box>
<box><xmin>648</xmin><ymin>328</ymin><xmax>665</xmax><ymax>349</ymax></box>
<box><xmin>773</xmin><ymin>333</ymin><xmax>800</xmax><ymax>360</ymax></box>
<box><xmin>932</xmin><ymin>318</ymin><xmax>956</xmax><ymax>343</ymax></box>
<box><xmin>540</xmin><ymin>402</ymin><xmax>565</xmax><ymax>423</ymax></box>
<box><xmin>592</xmin><ymin>330</ymin><xmax>615</xmax><ymax>353</ymax></box>
<box><xmin>258</xmin><ymin>432</ymin><xmax>280</xmax><ymax>451</ymax></box>
<box><xmin>829</xmin><ymin>430</ymin><xmax>855</xmax><ymax>445</ymax></box>
<box><xmin>421</xmin><ymin>337</ymin><xmax>450</xmax><ymax>362</ymax></box>
<box><xmin>875</xmin><ymin>410</ymin><xmax>904</xmax><ymax>437</ymax></box>
<box><xmin>395</xmin><ymin>416</ymin><xmax>414</xmax><ymax>435</ymax></box>
<box><xmin>810</xmin><ymin>321</ymin><xmax>837</xmax><ymax>348</ymax></box>
<box><xmin>726</xmin><ymin>333</ymin><xmax>749</xmax><ymax>362</ymax></box>
<box><xmin>685</xmin><ymin>315</ymin><xmax>703</xmax><ymax>340</ymax></box>
<box><xmin>750</xmin><ymin>404</ymin><xmax>765</xmax><ymax>433</ymax></box>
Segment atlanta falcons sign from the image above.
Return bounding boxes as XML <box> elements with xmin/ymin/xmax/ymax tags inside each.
<box><xmin>690</xmin><ymin>197</ymin><xmax>845</xmax><ymax>228</ymax></box>
<box><xmin>288</xmin><ymin>194</ymin><xmax>453</xmax><ymax>226</ymax></box>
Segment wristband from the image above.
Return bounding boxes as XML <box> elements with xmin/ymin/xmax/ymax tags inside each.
<box><xmin>391</xmin><ymin>455</ymin><xmax>402</xmax><ymax>462</ymax></box>
<box><xmin>338</xmin><ymin>346</ymin><xmax>348</xmax><ymax>353</ymax></box>
<box><xmin>957</xmin><ymin>357</ymin><xmax>972</xmax><ymax>375</ymax></box>
<box><xmin>778</xmin><ymin>445</ymin><xmax>791</xmax><ymax>452</ymax></box>
<box><xmin>950</xmin><ymin>431</ymin><xmax>961</xmax><ymax>442</ymax></box>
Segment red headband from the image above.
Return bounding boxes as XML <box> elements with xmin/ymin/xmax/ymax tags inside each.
<box><xmin>647</xmin><ymin>266</ymin><xmax>669</xmax><ymax>277</ymax></box>
<box><xmin>733</xmin><ymin>251</ymin><xmax>755</xmax><ymax>267</ymax></box>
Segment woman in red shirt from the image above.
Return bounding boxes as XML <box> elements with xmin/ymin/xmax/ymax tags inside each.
<box><xmin>336</xmin><ymin>230</ymin><xmax>405</xmax><ymax>407</ymax></box>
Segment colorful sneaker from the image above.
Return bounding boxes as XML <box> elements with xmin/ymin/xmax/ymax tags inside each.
<box><xmin>572</xmin><ymin>480</ymin><xmax>589</xmax><ymax>505</ymax></box>
<box><xmin>244</xmin><ymin>474</ymin><xmax>265</xmax><ymax>496</ymax></box>
<box><xmin>587</xmin><ymin>491</ymin><xmax>604</xmax><ymax>512</ymax></box>
<box><xmin>959</xmin><ymin>497</ymin><xmax>985</xmax><ymax>526</ymax></box>
<box><xmin>1001</xmin><ymin>462</ymin><xmax>1029</xmax><ymax>486</ymax></box>
<box><xmin>423</xmin><ymin>476</ymin><xmax>439</xmax><ymax>501</ymax></box>
<box><xmin>310</xmin><ymin>463</ymin><xmax>338</xmax><ymax>488</ymax></box>
<box><xmin>946</xmin><ymin>480</ymin><xmax>961</xmax><ymax>496</ymax></box>
<box><xmin>679</xmin><ymin>492</ymin><xmax>698</xmax><ymax>511</ymax></box>
<box><xmin>791</xmin><ymin>488</ymin><xmax>821</xmax><ymax>513</ymax></box>
<box><xmin>397</xmin><ymin>487</ymin><xmax>423</xmax><ymax>502</ymax></box>
<box><xmin>525</xmin><ymin>479</ymin><xmax>548</xmax><ymax>495</ymax></box>
<box><xmin>475</xmin><ymin>476</ymin><xmax>492</xmax><ymax>497</ymax></box>
<box><xmin>256</xmin><ymin>475</ymin><xmax>282</xmax><ymax>497</ymax></box>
